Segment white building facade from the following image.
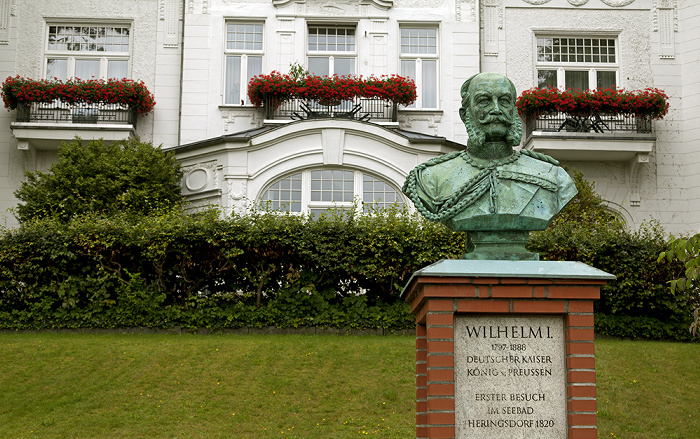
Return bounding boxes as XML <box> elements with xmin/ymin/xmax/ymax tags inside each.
<box><xmin>0</xmin><ymin>0</ymin><xmax>697</xmax><ymax>235</ymax></box>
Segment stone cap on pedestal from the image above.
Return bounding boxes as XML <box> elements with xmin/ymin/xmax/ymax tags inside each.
<box><xmin>402</xmin><ymin>259</ymin><xmax>616</xmax><ymax>299</ymax></box>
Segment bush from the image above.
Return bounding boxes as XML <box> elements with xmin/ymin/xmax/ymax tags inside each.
<box><xmin>529</xmin><ymin>171</ymin><xmax>695</xmax><ymax>340</ymax></box>
<box><xmin>0</xmin><ymin>207</ymin><xmax>464</xmax><ymax>330</ymax></box>
<box><xmin>13</xmin><ymin>137</ymin><xmax>183</xmax><ymax>223</ymax></box>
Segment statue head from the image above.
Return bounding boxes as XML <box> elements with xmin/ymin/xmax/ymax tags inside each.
<box><xmin>459</xmin><ymin>73</ymin><xmax>522</xmax><ymax>157</ymax></box>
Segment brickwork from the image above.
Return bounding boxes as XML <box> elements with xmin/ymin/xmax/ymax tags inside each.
<box><xmin>404</xmin><ymin>275</ymin><xmax>603</xmax><ymax>439</ymax></box>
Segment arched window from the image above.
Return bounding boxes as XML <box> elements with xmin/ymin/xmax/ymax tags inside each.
<box><xmin>260</xmin><ymin>168</ymin><xmax>405</xmax><ymax>215</ymax></box>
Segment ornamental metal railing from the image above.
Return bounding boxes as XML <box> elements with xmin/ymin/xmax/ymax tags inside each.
<box><xmin>524</xmin><ymin>111</ymin><xmax>653</xmax><ymax>141</ymax></box>
<box><xmin>15</xmin><ymin>101</ymin><xmax>138</xmax><ymax>128</ymax></box>
<box><xmin>263</xmin><ymin>96</ymin><xmax>398</xmax><ymax>122</ymax></box>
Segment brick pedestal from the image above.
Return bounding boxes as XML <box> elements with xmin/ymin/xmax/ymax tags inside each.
<box><xmin>402</xmin><ymin>260</ymin><xmax>614</xmax><ymax>439</ymax></box>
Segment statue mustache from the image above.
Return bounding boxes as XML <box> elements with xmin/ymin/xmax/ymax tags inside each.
<box><xmin>478</xmin><ymin>114</ymin><xmax>513</xmax><ymax>126</ymax></box>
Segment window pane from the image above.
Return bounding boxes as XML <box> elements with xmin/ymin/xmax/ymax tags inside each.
<box><xmin>334</xmin><ymin>57</ymin><xmax>355</xmax><ymax>76</ymax></box>
<box><xmin>107</xmin><ymin>60</ymin><xmax>128</xmax><ymax>79</ymax></box>
<box><xmin>422</xmin><ymin>60</ymin><xmax>437</xmax><ymax>109</ymax></box>
<box><xmin>565</xmin><ymin>70</ymin><xmax>588</xmax><ymax>91</ymax></box>
<box><xmin>537</xmin><ymin>70</ymin><xmax>557</xmax><ymax>88</ymax></box>
<box><xmin>401</xmin><ymin>27</ymin><xmax>437</xmax><ymax>55</ymax></box>
<box><xmin>227</xmin><ymin>22</ymin><xmax>263</xmax><ymax>51</ymax></box>
<box><xmin>362</xmin><ymin>173</ymin><xmax>405</xmax><ymax>211</ymax></box>
<box><xmin>245</xmin><ymin>56</ymin><xmax>263</xmax><ymax>104</ymax></box>
<box><xmin>596</xmin><ymin>71</ymin><xmax>616</xmax><ymax>90</ymax></box>
<box><xmin>308</xmin><ymin>57</ymin><xmax>329</xmax><ymax>76</ymax></box>
<box><xmin>311</xmin><ymin>168</ymin><xmax>354</xmax><ymax>203</ymax></box>
<box><xmin>225</xmin><ymin>56</ymin><xmax>242</xmax><ymax>105</ymax></box>
<box><xmin>46</xmin><ymin>59</ymin><xmax>67</xmax><ymax>81</ymax></box>
<box><xmin>261</xmin><ymin>173</ymin><xmax>302</xmax><ymax>212</ymax></box>
<box><xmin>401</xmin><ymin>60</ymin><xmax>416</xmax><ymax>108</ymax></box>
<box><xmin>74</xmin><ymin>59</ymin><xmax>100</xmax><ymax>79</ymax></box>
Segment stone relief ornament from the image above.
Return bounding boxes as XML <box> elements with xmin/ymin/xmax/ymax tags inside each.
<box><xmin>567</xmin><ymin>0</ymin><xmax>589</xmax><ymax>6</ymax></box>
<box><xmin>600</xmin><ymin>0</ymin><xmax>636</xmax><ymax>6</ymax></box>
<box><xmin>306</xmin><ymin>0</ymin><xmax>359</xmax><ymax>15</ymax></box>
<box><xmin>520</xmin><ymin>0</ymin><xmax>552</xmax><ymax>5</ymax></box>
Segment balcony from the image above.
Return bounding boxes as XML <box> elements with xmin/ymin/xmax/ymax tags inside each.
<box><xmin>523</xmin><ymin>111</ymin><xmax>655</xmax><ymax>163</ymax></box>
<box><xmin>11</xmin><ymin>101</ymin><xmax>137</xmax><ymax>151</ymax></box>
<box><xmin>263</xmin><ymin>96</ymin><xmax>398</xmax><ymax>123</ymax></box>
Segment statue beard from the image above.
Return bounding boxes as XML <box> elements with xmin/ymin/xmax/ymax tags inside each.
<box><xmin>464</xmin><ymin>111</ymin><xmax>523</xmax><ymax>157</ymax></box>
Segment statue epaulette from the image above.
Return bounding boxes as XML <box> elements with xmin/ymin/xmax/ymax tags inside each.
<box><xmin>519</xmin><ymin>149</ymin><xmax>560</xmax><ymax>166</ymax></box>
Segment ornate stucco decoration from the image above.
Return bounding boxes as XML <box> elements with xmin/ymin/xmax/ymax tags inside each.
<box><xmin>481</xmin><ymin>0</ymin><xmax>503</xmax><ymax>56</ymax></box>
<box><xmin>653</xmin><ymin>0</ymin><xmax>677</xmax><ymax>58</ymax></box>
<box><xmin>567</xmin><ymin>0</ymin><xmax>589</xmax><ymax>6</ymax></box>
<box><xmin>600</xmin><ymin>0</ymin><xmax>636</xmax><ymax>6</ymax></box>
<box><xmin>227</xmin><ymin>180</ymin><xmax>249</xmax><ymax>215</ymax></box>
<box><xmin>273</xmin><ymin>0</ymin><xmax>393</xmax><ymax>11</ymax></box>
<box><xmin>456</xmin><ymin>0</ymin><xmax>476</xmax><ymax>22</ymax></box>
<box><xmin>520</xmin><ymin>0</ymin><xmax>552</xmax><ymax>5</ymax></box>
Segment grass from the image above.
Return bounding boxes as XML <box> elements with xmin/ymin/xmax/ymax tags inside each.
<box><xmin>0</xmin><ymin>333</ymin><xmax>698</xmax><ymax>439</ymax></box>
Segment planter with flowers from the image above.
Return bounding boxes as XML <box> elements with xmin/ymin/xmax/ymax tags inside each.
<box><xmin>2</xmin><ymin>76</ymin><xmax>156</xmax><ymax>126</ymax></box>
<box><xmin>516</xmin><ymin>87</ymin><xmax>669</xmax><ymax>135</ymax></box>
<box><xmin>247</xmin><ymin>71</ymin><xmax>417</xmax><ymax>121</ymax></box>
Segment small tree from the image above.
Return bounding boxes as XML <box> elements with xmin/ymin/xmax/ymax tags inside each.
<box><xmin>14</xmin><ymin>137</ymin><xmax>183</xmax><ymax>223</ymax></box>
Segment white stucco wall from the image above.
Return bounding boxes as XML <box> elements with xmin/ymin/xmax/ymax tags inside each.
<box><xmin>0</xmin><ymin>0</ymin><xmax>183</xmax><ymax>226</ymax></box>
<box><xmin>492</xmin><ymin>0</ymin><xmax>697</xmax><ymax>235</ymax></box>
<box><xmin>171</xmin><ymin>119</ymin><xmax>461</xmax><ymax>214</ymax></box>
<box><xmin>179</xmin><ymin>0</ymin><xmax>481</xmax><ymax>146</ymax></box>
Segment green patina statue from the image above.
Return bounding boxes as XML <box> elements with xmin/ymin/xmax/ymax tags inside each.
<box><xmin>403</xmin><ymin>72</ymin><xmax>577</xmax><ymax>260</ymax></box>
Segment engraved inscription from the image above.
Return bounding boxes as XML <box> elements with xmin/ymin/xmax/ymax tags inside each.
<box><xmin>455</xmin><ymin>315</ymin><xmax>567</xmax><ymax>439</ymax></box>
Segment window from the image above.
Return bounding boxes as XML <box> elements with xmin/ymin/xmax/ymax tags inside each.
<box><xmin>45</xmin><ymin>24</ymin><xmax>130</xmax><ymax>80</ymax></box>
<box><xmin>536</xmin><ymin>36</ymin><xmax>618</xmax><ymax>90</ymax></box>
<box><xmin>225</xmin><ymin>22</ymin><xmax>263</xmax><ymax>105</ymax></box>
<box><xmin>260</xmin><ymin>169</ymin><xmax>405</xmax><ymax>215</ymax></box>
<box><xmin>400</xmin><ymin>26</ymin><xmax>438</xmax><ymax>109</ymax></box>
<box><xmin>307</xmin><ymin>26</ymin><xmax>356</xmax><ymax>76</ymax></box>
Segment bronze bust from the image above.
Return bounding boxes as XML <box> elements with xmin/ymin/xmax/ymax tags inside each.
<box><xmin>403</xmin><ymin>73</ymin><xmax>577</xmax><ymax>260</ymax></box>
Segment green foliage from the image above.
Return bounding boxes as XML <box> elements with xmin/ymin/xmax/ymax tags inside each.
<box><xmin>530</xmin><ymin>169</ymin><xmax>696</xmax><ymax>340</ymax></box>
<box><xmin>13</xmin><ymin>137</ymin><xmax>183</xmax><ymax>223</ymax></box>
<box><xmin>0</xmin><ymin>207</ymin><xmax>463</xmax><ymax>330</ymax></box>
<box><xmin>658</xmin><ymin>234</ymin><xmax>700</xmax><ymax>338</ymax></box>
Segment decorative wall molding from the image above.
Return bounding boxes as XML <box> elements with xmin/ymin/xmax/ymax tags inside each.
<box><xmin>227</xmin><ymin>179</ymin><xmax>249</xmax><ymax>215</ymax></box>
<box><xmin>273</xmin><ymin>0</ymin><xmax>393</xmax><ymax>12</ymax></box>
<box><xmin>0</xmin><ymin>0</ymin><xmax>11</xmax><ymax>44</ymax></box>
<box><xmin>653</xmin><ymin>0</ymin><xmax>677</xmax><ymax>59</ymax></box>
<box><xmin>456</xmin><ymin>0</ymin><xmax>476</xmax><ymax>22</ymax></box>
<box><xmin>520</xmin><ymin>0</ymin><xmax>552</xmax><ymax>5</ymax></box>
<box><xmin>567</xmin><ymin>0</ymin><xmax>589</xmax><ymax>6</ymax></box>
<box><xmin>481</xmin><ymin>0</ymin><xmax>503</xmax><ymax>56</ymax></box>
<box><xmin>600</xmin><ymin>0</ymin><xmax>636</xmax><ymax>6</ymax></box>
<box><xmin>220</xmin><ymin>109</ymin><xmax>263</xmax><ymax>132</ymax></box>
<box><xmin>628</xmin><ymin>153</ymin><xmax>649</xmax><ymax>207</ymax></box>
<box><xmin>163</xmin><ymin>0</ymin><xmax>180</xmax><ymax>48</ymax></box>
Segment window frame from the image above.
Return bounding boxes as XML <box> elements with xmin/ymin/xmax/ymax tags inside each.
<box><xmin>534</xmin><ymin>34</ymin><xmax>620</xmax><ymax>91</ymax></box>
<box><xmin>306</xmin><ymin>25</ymin><xmax>357</xmax><ymax>77</ymax></box>
<box><xmin>259</xmin><ymin>168</ymin><xmax>406</xmax><ymax>215</ymax></box>
<box><xmin>223</xmin><ymin>21</ymin><xmax>264</xmax><ymax>106</ymax></box>
<box><xmin>44</xmin><ymin>23</ymin><xmax>132</xmax><ymax>81</ymax></box>
<box><xmin>399</xmin><ymin>24</ymin><xmax>440</xmax><ymax>110</ymax></box>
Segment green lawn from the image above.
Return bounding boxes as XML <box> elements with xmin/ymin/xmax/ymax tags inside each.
<box><xmin>0</xmin><ymin>333</ymin><xmax>697</xmax><ymax>438</ymax></box>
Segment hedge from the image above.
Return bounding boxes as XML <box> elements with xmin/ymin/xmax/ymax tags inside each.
<box><xmin>0</xmin><ymin>207</ymin><xmax>463</xmax><ymax>331</ymax></box>
<box><xmin>0</xmin><ymin>207</ymin><xmax>696</xmax><ymax>340</ymax></box>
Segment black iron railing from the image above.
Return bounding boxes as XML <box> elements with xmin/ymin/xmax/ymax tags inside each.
<box><xmin>15</xmin><ymin>101</ymin><xmax>138</xmax><ymax>127</ymax></box>
<box><xmin>524</xmin><ymin>111</ymin><xmax>652</xmax><ymax>141</ymax></box>
<box><xmin>263</xmin><ymin>96</ymin><xmax>398</xmax><ymax>122</ymax></box>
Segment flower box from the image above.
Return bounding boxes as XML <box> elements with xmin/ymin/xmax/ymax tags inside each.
<box><xmin>517</xmin><ymin>87</ymin><xmax>669</xmax><ymax>121</ymax></box>
<box><xmin>1</xmin><ymin>76</ymin><xmax>156</xmax><ymax>116</ymax></box>
<box><xmin>247</xmin><ymin>72</ymin><xmax>417</xmax><ymax>108</ymax></box>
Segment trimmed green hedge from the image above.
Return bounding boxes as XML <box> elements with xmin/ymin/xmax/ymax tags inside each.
<box><xmin>0</xmin><ymin>207</ymin><xmax>696</xmax><ymax>339</ymax></box>
<box><xmin>0</xmin><ymin>208</ymin><xmax>463</xmax><ymax>331</ymax></box>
